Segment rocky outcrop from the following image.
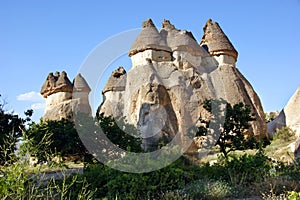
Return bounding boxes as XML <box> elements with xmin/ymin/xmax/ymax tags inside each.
<box><xmin>40</xmin><ymin>71</ymin><xmax>91</xmax><ymax>121</ymax></box>
<box><xmin>97</xmin><ymin>67</ymin><xmax>127</xmax><ymax>120</ymax></box>
<box><xmin>200</xmin><ymin>19</ymin><xmax>238</xmax><ymax>62</ymax></box>
<box><xmin>295</xmin><ymin>137</ymin><xmax>300</xmax><ymax>160</ymax></box>
<box><xmin>267</xmin><ymin>86</ymin><xmax>300</xmax><ymax>160</ymax></box>
<box><xmin>129</xmin><ymin>19</ymin><xmax>171</xmax><ymax>57</ymax></box>
<box><xmin>98</xmin><ymin>19</ymin><xmax>267</xmax><ymax>151</ymax></box>
<box><xmin>268</xmin><ymin>86</ymin><xmax>300</xmax><ymax>137</ymax></box>
<box><xmin>41</xmin><ymin>71</ymin><xmax>73</xmax><ymax>98</ymax></box>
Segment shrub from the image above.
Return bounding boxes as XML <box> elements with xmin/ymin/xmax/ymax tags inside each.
<box><xmin>260</xmin><ymin>176</ymin><xmax>300</xmax><ymax>199</ymax></box>
<box><xmin>198</xmin><ymin>150</ymin><xmax>276</xmax><ymax>186</ymax></box>
<box><xmin>273</xmin><ymin>126</ymin><xmax>296</xmax><ymax>142</ymax></box>
<box><xmin>196</xmin><ymin>99</ymin><xmax>264</xmax><ymax>158</ymax></box>
<box><xmin>220</xmin><ymin>150</ymin><xmax>274</xmax><ymax>185</ymax></box>
<box><xmin>181</xmin><ymin>179</ymin><xmax>232</xmax><ymax>200</ymax></box>
<box><xmin>0</xmin><ymin>94</ymin><xmax>32</xmax><ymax>165</ymax></box>
<box><xmin>0</xmin><ymin>133</ymin><xmax>95</xmax><ymax>200</ymax></box>
<box><xmin>96</xmin><ymin>114</ymin><xmax>143</xmax><ymax>153</ymax></box>
<box><xmin>65</xmin><ymin>157</ymin><xmax>201</xmax><ymax>199</ymax></box>
<box><xmin>288</xmin><ymin>191</ymin><xmax>300</xmax><ymax>200</ymax></box>
<box><xmin>24</xmin><ymin>119</ymin><xmax>88</xmax><ymax>163</ymax></box>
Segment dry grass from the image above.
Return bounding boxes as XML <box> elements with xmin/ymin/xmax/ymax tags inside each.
<box><xmin>187</xmin><ymin>133</ymin><xmax>296</xmax><ymax>165</ymax></box>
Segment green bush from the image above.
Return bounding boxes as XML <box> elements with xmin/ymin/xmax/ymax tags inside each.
<box><xmin>65</xmin><ymin>157</ymin><xmax>201</xmax><ymax>199</ymax></box>
<box><xmin>198</xmin><ymin>150</ymin><xmax>276</xmax><ymax>186</ymax></box>
<box><xmin>181</xmin><ymin>179</ymin><xmax>232</xmax><ymax>200</ymax></box>
<box><xmin>196</xmin><ymin>99</ymin><xmax>265</xmax><ymax>158</ymax></box>
<box><xmin>273</xmin><ymin>126</ymin><xmax>296</xmax><ymax>142</ymax></box>
<box><xmin>221</xmin><ymin>150</ymin><xmax>274</xmax><ymax>185</ymax></box>
<box><xmin>0</xmin><ymin>94</ymin><xmax>32</xmax><ymax>165</ymax></box>
<box><xmin>0</xmin><ymin>159</ymin><xmax>96</xmax><ymax>199</ymax></box>
<box><xmin>0</xmin><ymin>134</ymin><xmax>95</xmax><ymax>200</ymax></box>
<box><xmin>288</xmin><ymin>191</ymin><xmax>300</xmax><ymax>200</ymax></box>
<box><xmin>97</xmin><ymin>114</ymin><xmax>143</xmax><ymax>153</ymax></box>
<box><xmin>24</xmin><ymin>119</ymin><xmax>88</xmax><ymax>163</ymax></box>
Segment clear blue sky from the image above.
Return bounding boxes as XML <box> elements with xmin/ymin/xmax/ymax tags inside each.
<box><xmin>1</xmin><ymin>0</ymin><xmax>300</xmax><ymax>122</ymax></box>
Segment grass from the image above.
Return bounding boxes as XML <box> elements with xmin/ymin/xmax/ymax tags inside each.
<box><xmin>22</xmin><ymin>160</ymin><xmax>84</xmax><ymax>174</ymax></box>
<box><xmin>190</xmin><ymin>128</ymin><xmax>297</xmax><ymax>165</ymax></box>
<box><xmin>1</xmin><ymin>127</ymin><xmax>299</xmax><ymax>199</ymax></box>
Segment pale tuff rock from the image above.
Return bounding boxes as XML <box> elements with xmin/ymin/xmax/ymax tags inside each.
<box><xmin>102</xmin><ymin>66</ymin><xmax>126</xmax><ymax>93</ymax></box>
<box><xmin>98</xmin><ymin>18</ymin><xmax>267</xmax><ymax>151</ymax></box>
<box><xmin>295</xmin><ymin>137</ymin><xmax>300</xmax><ymax>160</ymax></box>
<box><xmin>73</xmin><ymin>73</ymin><xmax>91</xmax><ymax>93</ymax></box>
<box><xmin>40</xmin><ymin>71</ymin><xmax>73</xmax><ymax>98</ymax></box>
<box><xmin>200</xmin><ymin>19</ymin><xmax>238</xmax><ymax>64</ymax></box>
<box><xmin>129</xmin><ymin>18</ymin><xmax>171</xmax><ymax>57</ymax></box>
<box><xmin>41</xmin><ymin>72</ymin><xmax>91</xmax><ymax>121</ymax></box>
<box><xmin>97</xmin><ymin>67</ymin><xmax>127</xmax><ymax>119</ymax></box>
<box><xmin>161</xmin><ymin>19</ymin><xmax>207</xmax><ymax>57</ymax></box>
<box><xmin>267</xmin><ymin>86</ymin><xmax>300</xmax><ymax>159</ymax></box>
<box><xmin>268</xmin><ymin>86</ymin><xmax>300</xmax><ymax>137</ymax></box>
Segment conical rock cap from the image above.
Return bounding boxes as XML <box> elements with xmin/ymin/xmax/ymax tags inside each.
<box><xmin>129</xmin><ymin>18</ymin><xmax>171</xmax><ymax>56</ymax></box>
<box><xmin>73</xmin><ymin>73</ymin><xmax>91</xmax><ymax>93</ymax></box>
<box><xmin>161</xmin><ymin>19</ymin><xmax>207</xmax><ymax>56</ymax></box>
<box><xmin>200</xmin><ymin>19</ymin><xmax>238</xmax><ymax>60</ymax></box>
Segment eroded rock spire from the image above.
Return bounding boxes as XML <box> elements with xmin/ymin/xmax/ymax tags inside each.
<box><xmin>200</xmin><ymin>19</ymin><xmax>238</xmax><ymax>61</ymax></box>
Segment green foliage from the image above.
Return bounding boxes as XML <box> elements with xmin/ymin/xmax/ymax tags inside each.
<box><xmin>67</xmin><ymin>151</ymin><xmax>282</xmax><ymax>199</ymax></box>
<box><xmin>24</xmin><ymin>119</ymin><xmax>87</xmax><ymax>162</ymax></box>
<box><xmin>181</xmin><ymin>179</ymin><xmax>232</xmax><ymax>200</ymax></box>
<box><xmin>0</xmin><ymin>161</ymin><xmax>31</xmax><ymax>199</ymax></box>
<box><xmin>97</xmin><ymin>113</ymin><xmax>143</xmax><ymax>153</ymax></box>
<box><xmin>2</xmin><ymin>94</ymin><xmax>299</xmax><ymax>199</ymax></box>
<box><xmin>288</xmin><ymin>191</ymin><xmax>300</xmax><ymax>200</ymax></box>
<box><xmin>49</xmin><ymin>174</ymin><xmax>96</xmax><ymax>200</ymax></box>
<box><xmin>65</xmin><ymin>158</ymin><xmax>201</xmax><ymax>199</ymax></box>
<box><xmin>198</xmin><ymin>150</ymin><xmax>276</xmax><ymax>186</ymax></box>
<box><xmin>197</xmin><ymin>99</ymin><xmax>262</xmax><ymax>158</ymax></box>
<box><xmin>0</xmin><ymin>124</ymin><xmax>95</xmax><ymax>200</ymax></box>
<box><xmin>0</xmin><ymin>94</ymin><xmax>32</xmax><ymax>165</ymax></box>
<box><xmin>220</xmin><ymin>150</ymin><xmax>275</xmax><ymax>185</ymax></box>
<box><xmin>273</xmin><ymin>126</ymin><xmax>296</xmax><ymax>142</ymax></box>
<box><xmin>0</xmin><ymin>160</ymin><xmax>96</xmax><ymax>200</ymax></box>
<box><xmin>265</xmin><ymin>112</ymin><xmax>278</xmax><ymax>123</ymax></box>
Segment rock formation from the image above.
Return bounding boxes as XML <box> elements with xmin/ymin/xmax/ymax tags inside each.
<box><xmin>267</xmin><ymin>86</ymin><xmax>300</xmax><ymax>159</ymax></box>
<box><xmin>98</xmin><ymin>19</ymin><xmax>267</xmax><ymax>151</ymax></box>
<box><xmin>268</xmin><ymin>86</ymin><xmax>300</xmax><ymax>137</ymax></box>
<box><xmin>295</xmin><ymin>137</ymin><xmax>300</xmax><ymax>160</ymax></box>
<box><xmin>200</xmin><ymin>19</ymin><xmax>238</xmax><ymax>63</ymax></box>
<box><xmin>40</xmin><ymin>71</ymin><xmax>91</xmax><ymax>121</ymax></box>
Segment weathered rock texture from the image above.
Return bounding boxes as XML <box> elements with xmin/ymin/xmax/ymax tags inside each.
<box><xmin>268</xmin><ymin>86</ymin><xmax>300</xmax><ymax>137</ymax></box>
<box><xmin>200</xmin><ymin>19</ymin><xmax>238</xmax><ymax>62</ymax></box>
<box><xmin>267</xmin><ymin>86</ymin><xmax>300</xmax><ymax>159</ymax></box>
<box><xmin>41</xmin><ymin>71</ymin><xmax>91</xmax><ymax>121</ymax></box>
<box><xmin>98</xmin><ymin>19</ymin><xmax>267</xmax><ymax>151</ymax></box>
<box><xmin>295</xmin><ymin>137</ymin><xmax>300</xmax><ymax>160</ymax></box>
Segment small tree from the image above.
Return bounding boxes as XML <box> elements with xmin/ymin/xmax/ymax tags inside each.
<box><xmin>97</xmin><ymin>114</ymin><xmax>143</xmax><ymax>153</ymax></box>
<box><xmin>197</xmin><ymin>99</ymin><xmax>260</xmax><ymax>158</ymax></box>
<box><xmin>25</xmin><ymin>119</ymin><xmax>88</xmax><ymax>162</ymax></box>
<box><xmin>0</xmin><ymin>94</ymin><xmax>32</xmax><ymax>164</ymax></box>
<box><xmin>265</xmin><ymin>112</ymin><xmax>278</xmax><ymax>123</ymax></box>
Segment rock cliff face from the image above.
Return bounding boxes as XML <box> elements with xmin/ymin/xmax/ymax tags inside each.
<box><xmin>40</xmin><ymin>71</ymin><xmax>91</xmax><ymax>121</ymax></box>
<box><xmin>267</xmin><ymin>86</ymin><xmax>300</xmax><ymax>159</ymax></box>
<box><xmin>268</xmin><ymin>86</ymin><xmax>300</xmax><ymax>137</ymax></box>
<box><xmin>98</xmin><ymin>19</ymin><xmax>267</xmax><ymax>151</ymax></box>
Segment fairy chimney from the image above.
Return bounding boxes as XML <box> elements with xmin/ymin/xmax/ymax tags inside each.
<box><xmin>98</xmin><ymin>18</ymin><xmax>267</xmax><ymax>151</ymax></box>
<box><xmin>200</xmin><ymin>19</ymin><xmax>238</xmax><ymax>65</ymax></box>
<box><xmin>129</xmin><ymin>18</ymin><xmax>172</xmax><ymax>66</ymax></box>
<box><xmin>72</xmin><ymin>73</ymin><xmax>92</xmax><ymax>114</ymax></box>
<box><xmin>40</xmin><ymin>71</ymin><xmax>91</xmax><ymax>121</ymax></box>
